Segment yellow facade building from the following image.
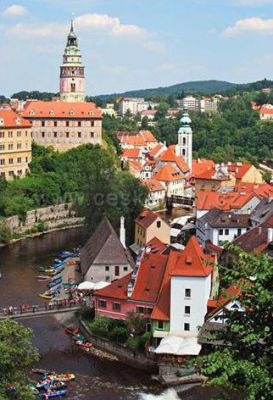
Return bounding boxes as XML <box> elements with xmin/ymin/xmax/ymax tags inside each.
<box><xmin>0</xmin><ymin>109</ymin><xmax>32</xmax><ymax>181</ymax></box>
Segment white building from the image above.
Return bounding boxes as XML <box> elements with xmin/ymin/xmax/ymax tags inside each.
<box><xmin>176</xmin><ymin>110</ymin><xmax>193</xmax><ymax>172</ymax></box>
<box><xmin>196</xmin><ymin>208</ymin><xmax>250</xmax><ymax>248</ymax></box>
<box><xmin>142</xmin><ymin>179</ymin><xmax>166</xmax><ymax>210</ymax></box>
<box><xmin>178</xmin><ymin>95</ymin><xmax>200</xmax><ymax>112</ymax></box>
<box><xmin>200</xmin><ymin>97</ymin><xmax>218</xmax><ymax>113</ymax></box>
<box><xmin>167</xmin><ymin>237</ymin><xmax>216</xmax><ymax>336</ymax></box>
<box><xmin>119</xmin><ymin>98</ymin><xmax>157</xmax><ymax>116</ymax></box>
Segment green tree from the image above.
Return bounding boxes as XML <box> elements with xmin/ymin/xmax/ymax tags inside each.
<box><xmin>197</xmin><ymin>247</ymin><xmax>273</xmax><ymax>400</ymax></box>
<box><xmin>0</xmin><ymin>320</ymin><xmax>39</xmax><ymax>399</ymax></box>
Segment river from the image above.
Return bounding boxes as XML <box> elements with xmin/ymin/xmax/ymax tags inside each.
<box><xmin>0</xmin><ymin>227</ymin><xmax>234</xmax><ymax>400</ymax></box>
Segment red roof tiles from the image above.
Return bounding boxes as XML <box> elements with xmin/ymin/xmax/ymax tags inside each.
<box><xmin>123</xmin><ymin>148</ymin><xmax>140</xmax><ymax>159</ymax></box>
<box><xmin>142</xmin><ymin>179</ymin><xmax>165</xmax><ymax>192</ymax></box>
<box><xmin>0</xmin><ymin>109</ymin><xmax>32</xmax><ymax>128</ymax></box>
<box><xmin>153</xmin><ymin>164</ymin><xmax>184</xmax><ymax>182</ymax></box>
<box><xmin>159</xmin><ymin>145</ymin><xmax>190</xmax><ymax>174</ymax></box>
<box><xmin>22</xmin><ymin>101</ymin><xmax>102</xmax><ymax>119</ymax></box>
<box><xmin>135</xmin><ymin>210</ymin><xmax>161</xmax><ymax>229</ymax></box>
<box><xmin>196</xmin><ymin>191</ymin><xmax>257</xmax><ymax>211</ymax></box>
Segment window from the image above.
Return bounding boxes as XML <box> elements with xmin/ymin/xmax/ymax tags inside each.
<box><xmin>42</xmin><ymin>132</ymin><xmax>45</xmax><ymax>138</ymax></box>
<box><xmin>219</xmin><ymin>229</ymin><xmax>223</xmax><ymax>236</ymax></box>
<box><xmin>115</xmin><ymin>266</ymin><xmax>120</xmax><ymax>276</ymax></box>
<box><xmin>78</xmin><ymin>121</ymin><xmax>81</xmax><ymax>127</ymax></box>
<box><xmin>237</xmin><ymin>228</ymin><xmax>242</xmax><ymax>236</ymax></box>
<box><xmin>66</xmin><ymin>121</ymin><xmax>69</xmax><ymax>127</ymax></box>
<box><xmin>225</xmin><ymin>229</ymin><xmax>229</xmax><ymax>235</ymax></box>
<box><xmin>17</xmin><ymin>157</ymin><xmax>22</xmax><ymax>163</ymax></box>
<box><xmin>156</xmin><ymin>220</ymin><xmax>161</xmax><ymax>228</ymax></box>
<box><xmin>183</xmin><ymin>137</ymin><xmax>186</xmax><ymax>145</ymax></box>
<box><xmin>17</xmin><ymin>170</ymin><xmax>22</xmax><ymax>175</ymax></box>
<box><xmin>54</xmin><ymin>121</ymin><xmax>57</xmax><ymax>127</ymax></box>
<box><xmin>17</xmin><ymin>131</ymin><xmax>21</xmax><ymax>137</ymax></box>
<box><xmin>112</xmin><ymin>302</ymin><xmax>121</xmax><ymax>311</ymax></box>
<box><xmin>71</xmin><ymin>83</ymin><xmax>76</xmax><ymax>92</ymax></box>
<box><xmin>182</xmin><ymin>149</ymin><xmax>186</xmax><ymax>156</ymax></box>
<box><xmin>98</xmin><ymin>300</ymin><xmax>107</xmax><ymax>308</ymax></box>
<box><xmin>157</xmin><ymin>320</ymin><xmax>164</xmax><ymax>329</ymax></box>
<box><xmin>78</xmin><ymin>132</ymin><xmax>81</xmax><ymax>138</ymax></box>
<box><xmin>8</xmin><ymin>144</ymin><xmax>13</xmax><ymax>150</ymax></box>
<box><xmin>8</xmin><ymin>171</ymin><xmax>14</xmax><ymax>177</ymax></box>
<box><xmin>8</xmin><ymin>158</ymin><xmax>13</xmax><ymax>164</ymax></box>
<box><xmin>41</xmin><ymin>121</ymin><xmax>45</xmax><ymax>127</ymax></box>
<box><xmin>54</xmin><ymin>132</ymin><xmax>57</xmax><ymax>138</ymax></box>
<box><xmin>105</xmin><ymin>266</ymin><xmax>109</xmax><ymax>271</ymax></box>
<box><xmin>8</xmin><ymin>131</ymin><xmax>13</xmax><ymax>138</ymax></box>
<box><xmin>90</xmin><ymin>132</ymin><xmax>94</xmax><ymax>138</ymax></box>
<box><xmin>185</xmin><ymin>288</ymin><xmax>191</xmax><ymax>298</ymax></box>
<box><xmin>0</xmin><ymin>144</ymin><xmax>4</xmax><ymax>150</ymax></box>
<box><xmin>184</xmin><ymin>323</ymin><xmax>190</xmax><ymax>331</ymax></box>
<box><xmin>0</xmin><ymin>132</ymin><xmax>4</xmax><ymax>138</ymax></box>
<box><xmin>91</xmin><ymin>121</ymin><xmax>95</xmax><ymax>127</ymax></box>
<box><xmin>136</xmin><ymin>306</ymin><xmax>144</xmax><ymax>314</ymax></box>
<box><xmin>185</xmin><ymin>306</ymin><xmax>191</xmax><ymax>315</ymax></box>
<box><xmin>146</xmin><ymin>307</ymin><xmax>152</xmax><ymax>315</ymax></box>
<box><xmin>0</xmin><ymin>159</ymin><xmax>5</xmax><ymax>165</ymax></box>
<box><xmin>17</xmin><ymin>143</ymin><xmax>22</xmax><ymax>150</ymax></box>
<box><xmin>123</xmin><ymin>266</ymin><xmax>128</xmax><ymax>271</ymax></box>
<box><xmin>66</xmin><ymin>132</ymin><xmax>69</xmax><ymax>138</ymax></box>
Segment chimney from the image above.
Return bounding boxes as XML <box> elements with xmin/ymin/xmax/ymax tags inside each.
<box><xmin>267</xmin><ymin>228</ymin><xmax>273</xmax><ymax>243</ymax></box>
<box><xmin>120</xmin><ymin>216</ymin><xmax>126</xmax><ymax>248</ymax></box>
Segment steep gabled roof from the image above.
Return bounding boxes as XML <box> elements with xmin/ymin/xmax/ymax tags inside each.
<box><xmin>196</xmin><ymin>191</ymin><xmax>257</xmax><ymax>211</ymax></box>
<box><xmin>142</xmin><ymin>179</ymin><xmax>165</xmax><ymax>192</ymax></box>
<box><xmin>235</xmin><ymin>182</ymin><xmax>273</xmax><ymax>198</ymax></box>
<box><xmin>153</xmin><ymin>164</ymin><xmax>184</xmax><ymax>182</ymax></box>
<box><xmin>135</xmin><ymin>210</ymin><xmax>161</xmax><ymax>229</ymax></box>
<box><xmin>192</xmin><ymin>159</ymin><xmax>215</xmax><ymax>178</ymax></box>
<box><xmin>199</xmin><ymin>208</ymin><xmax>250</xmax><ymax>228</ymax></box>
<box><xmin>158</xmin><ymin>145</ymin><xmax>190</xmax><ymax>174</ymax></box>
<box><xmin>146</xmin><ymin>237</ymin><xmax>168</xmax><ymax>254</ymax></box>
<box><xmin>94</xmin><ymin>273</ymin><xmax>132</xmax><ymax>300</ymax></box>
<box><xmin>80</xmin><ymin>217</ymin><xmax>133</xmax><ymax>275</ymax></box>
<box><xmin>171</xmin><ymin>236</ymin><xmax>214</xmax><ymax>277</ymax></box>
<box><xmin>123</xmin><ymin>148</ymin><xmax>140</xmax><ymax>159</ymax></box>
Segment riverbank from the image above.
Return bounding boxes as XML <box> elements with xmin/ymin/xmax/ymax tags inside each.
<box><xmin>0</xmin><ymin>222</ymin><xmax>85</xmax><ymax>248</ymax></box>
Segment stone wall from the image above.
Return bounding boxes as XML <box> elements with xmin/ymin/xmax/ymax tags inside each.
<box><xmin>4</xmin><ymin>203</ymin><xmax>84</xmax><ymax>234</ymax></box>
<box><xmin>79</xmin><ymin>319</ymin><xmax>158</xmax><ymax>372</ymax></box>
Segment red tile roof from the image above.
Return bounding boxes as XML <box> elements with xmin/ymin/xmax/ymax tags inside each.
<box><xmin>152</xmin><ymin>236</ymin><xmax>215</xmax><ymax>321</ymax></box>
<box><xmin>149</xmin><ymin>144</ymin><xmax>165</xmax><ymax>158</ymax></box>
<box><xmin>158</xmin><ymin>145</ymin><xmax>190</xmax><ymax>174</ymax></box>
<box><xmin>153</xmin><ymin>164</ymin><xmax>184</xmax><ymax>182</ymax></box>
<box><xmin>260</xmin><ymin>105</ymin><xmax>273</xmax><ymax>115</ymax></box>
<box><xmin>192</xmin><ymin>159</ymin><xmax>215</xmax><ymax>178</ymax></box>
<box><xmin>146</xmin><ymin>237</ymin><xmax>168</xmax><ymax>254</ymax></box>
<box><xmin>121</xmin><ymin>135</ymin><xmax>146</xmax><ymax>146</ymax></box>
<box><xmin>196</xmin><ymin>191</ymin><xmax>257</xmax><ymax>211</ymax></box>
<box><xmin>227</xmin><ymin>163</ymin><xmax>252</xmax><ymax>180</ymax></box>
<box><xmin>142</xmin><ymin>179</ymin><xmax>165</xmax><ymax>192</ymax></box>
<box><xmin>94</xmin><ymin>273</ymin><xmax>132</xmax><ymax>300</ymax></box>
<box><xmin>94</xmin><ymin>252</ymin><xmax>168</xmax><ymax>304</ymax></box>
<box><xmin>123</xmin><ymin>148</ymin><xmax>140</xmax><ymax>159</ymax></box>
<box><xmin>235</xmin><ymin>182</ymin><xmax>273</xmax><ymax>198</ymax></box>
<box><xmin>171</xmin><ymin>236</ymin><xmax>214</xmax><ymax>277</ymax></box>
<box><xmin>0</xmin><ymin>109</ymin><xmax>32</xmax><ymax>128</ymax></box>
<box><xmin>140</xmin><ymin>130</ymin><xmax>157</xmax><ymax>142</ymax></box>
<box><xmin>22</xmin><ymin>101</ymin><xmax>102</xmax><ymax>119</ymax></box>
<box><xmin>135</xmin><ymin>210</ymin><xmax>161</xmax><ymax>229</ymax></box>
<box><xmin>130</xmin><ymin>253</ymin><xmax>168</xmax><ymax>303</ymax></box>
<box><xmin>208</xmin><ymin>284</ymin><xmax>242</xmax><ymax>316</ymax></box>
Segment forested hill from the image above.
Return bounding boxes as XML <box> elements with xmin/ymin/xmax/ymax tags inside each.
<box><xmin>97</xmin><ymin>80</ymin><xmax>236</xmax><ymax>100</ymax></box>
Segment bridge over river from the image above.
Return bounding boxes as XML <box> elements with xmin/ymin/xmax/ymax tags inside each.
<box><xmin>0</xmin><ymin>303</ymin><xmax>82</xmax><ymax>320</ymax></box>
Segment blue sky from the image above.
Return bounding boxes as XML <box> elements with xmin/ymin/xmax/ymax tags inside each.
<box><xmin>1</xmin><ymin>0</ymin><xmax>273</xmax><ymax>96</ymax></box>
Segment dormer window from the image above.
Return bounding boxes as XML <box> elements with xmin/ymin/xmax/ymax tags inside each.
<box><xmin>88</xmin><ymin>111</ymin><xmax>93</xmax><ymax>116</ymax></box>
<box><xmin>15</xmin><ymin>118</ymin><xmax>21</xmax><ymax>125</ymax></box>
<box><xmin>0</xmin><ymin>118</ymin><xmax>4</xmax><ymax>126</ymax></box>
<box><xmin>49</xmin><ymin>110</ymin><xmax>54</xmax><ymax>116</ymax></box>
<box><xmin>186</xmin><ymin>256</ymin><xmax>192</xmax><ymax>264</ymax></box>
<box><xmin>69</xmin><ymin>110</ymin><xmax>75</xmax><ymax>116</ymax></box>
<box><xmin>30</xmin><ymin>110</ymin><xmax>35</xmax><ymax>116</ymax></box>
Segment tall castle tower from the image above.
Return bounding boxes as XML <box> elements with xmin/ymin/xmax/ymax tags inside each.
<box><xmin>60</xmin><ymin>21</ymin><xmax>85</xmax><ymax>102</ymax></box>
<box><xmin>176</xmin><ymin>109</ymin><xmax>193</xmax><ymax>172</ymax></box>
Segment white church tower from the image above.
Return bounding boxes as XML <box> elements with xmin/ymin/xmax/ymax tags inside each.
<box><xmin>176</xmin><ymin>108</ymin><xmax>193</xmax><ymax>172</ymax></box>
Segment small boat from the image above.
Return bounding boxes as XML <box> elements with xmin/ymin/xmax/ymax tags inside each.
<box><xmin>39</xmin><ymin>389</ymin><xmax>68</xmax><ymax>398</ymax></box>
<box><xmin>47</xmin><ymin>373</ymin><xmax>75</xmax><ymax>382</ymax></box>
<box><xmin>39</xmin><ymin>288</ymin><xmax>60</xmax><ymax>300</ymax></box>
<box><xmin>31</xmin><ymin>368</ymin><xmax>56</xmax><ymax>376</ymax></box>
<box><xmin>76</xmin><ymin>340</ymin><xmax>93</xmax><ymax>349</ymax></box>
<box><xmin>72</xmin><ymin>333</ymin><xmax>86</xmax><ymax>342</ymax></box>
<box><xmin>36</xmin><ymin>275</ymin><xmax>51</xmax><ymax>281</ymax></box>
<box><xmin>47</xmin><ymin>280</ymin><xmax>62</xmax><ymax>289</ymax></box>
<box><xmin>36</xmin><ymin>380</ymin><xmax>67</xmax><ymax>390</ymax></box>
<box><xmin>66</xmin><ymin>261</ymin><xmax>78</xmax><ymax>266</ymax></box>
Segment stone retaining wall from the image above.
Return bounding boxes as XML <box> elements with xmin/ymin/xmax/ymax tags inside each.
<box><xmin>4</xmin><ymin>203</ymin><xmax>84</xmax><ymax>234</ymax></box>
<box><xmin>79</xmin><ymin>319</ymin><xmax>158</xmax><ymax>372</ymax></box>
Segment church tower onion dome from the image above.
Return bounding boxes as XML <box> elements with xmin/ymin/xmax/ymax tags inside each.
<box><xmin>60</xmin><ymin>20</ymin><xmax>85</xmax><ymax>103</ymax></box>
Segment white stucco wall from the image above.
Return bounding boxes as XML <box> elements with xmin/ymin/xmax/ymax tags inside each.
<box><xmin>170</xmin><ymin>275</ymin><xmax>211</xmax><ymax>335</ymax></box>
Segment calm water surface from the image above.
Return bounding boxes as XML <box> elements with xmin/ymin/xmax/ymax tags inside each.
<box><xmin>0</xmin><ymin>227</ymin><xmax>233</xmax><ymax>400</ymax></box>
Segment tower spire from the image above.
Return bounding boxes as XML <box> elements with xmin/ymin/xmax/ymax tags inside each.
<box><xmin>70</xmin><ymin>19</ymin><xmax>74</xmax><ymax>33</ymax></box>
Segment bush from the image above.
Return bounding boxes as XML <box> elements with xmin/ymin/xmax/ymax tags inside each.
<box><xmin>89</xmin><ymin>316</ymin><xmax>129</xmax><ymax>343</ymax></box>
<box><xmin>79</xmin><ymin>306</ymin><xmax>95</xmax><ymax>320</ymax></box>
<box><xmin>0</xmin><ymin>219</ymin><xmax>12</xmax><ymax>244</ymax></box>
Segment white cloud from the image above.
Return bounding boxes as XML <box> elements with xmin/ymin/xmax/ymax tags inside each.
<box><xmin>5</xmin><ymin>13</ymin><xmax>146</xmax><ymax>40</ymax></box>
<box><xmin>223</xmin><ymin>17</ymin><xmax>273</xmax><ymax>36</ymax></box>
<box><xmin>3</xmin><ymin>4</ymin><xmax>28</xmax><ymax>17</ymax></box>
<box><xmin>6</xmin><ymin>22</ymin><xmax>66</xmax><ymax>38</ymax></box>
<box><xmin>74</xmin><ymin>13</ymin><xmax>146</xmax><ymax>37</ymax></box>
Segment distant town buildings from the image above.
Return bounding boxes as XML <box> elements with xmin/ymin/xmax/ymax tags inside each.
<box><xmin>176</xmin><ymin>95</ymin><xmax>219</xmax><ymax>113</ymax></box>
<box><xmin>119</xmin><ymin>98</ymin><xmax>157</xmax><ymax>116</ymax></box>
<box><xmin>0</xmin><ymin>109</ymin><xmax>32</xmax><ymax>181</ymax></box>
